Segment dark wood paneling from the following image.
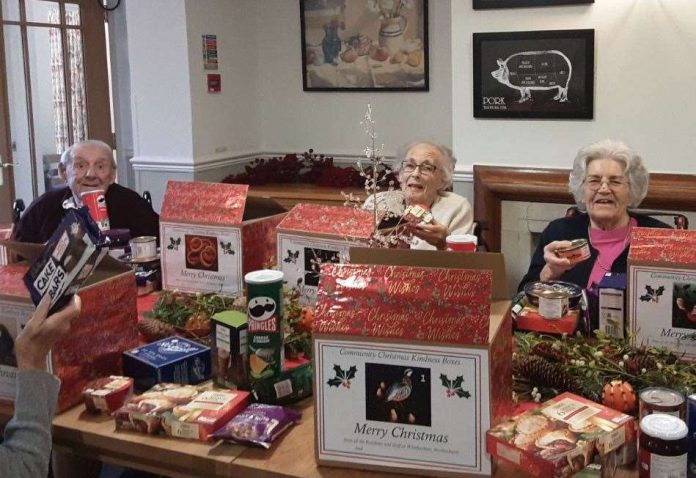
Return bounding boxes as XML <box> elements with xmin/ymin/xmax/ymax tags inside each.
<box><xmin>474</xmin><ymin>165</ymin><xmax>696</xmax><ymax>252</ymax></box>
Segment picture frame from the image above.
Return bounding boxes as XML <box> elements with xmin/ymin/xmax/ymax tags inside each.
<box><xmin>300</xmin><ymin>0</ymin><xmax>429</xmax><ymax>91</ymax></box>
<box><xmin>473</xmin><ymin>29</ymin><xmax>594</xmax><ymax>119</ymax></box>
<box><xmin>473</xmin><ymin>0</ymin><xmax>593</xmax><ymax>9</ymax></box>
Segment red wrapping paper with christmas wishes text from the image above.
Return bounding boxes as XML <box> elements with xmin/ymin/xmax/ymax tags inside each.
<box><xmin>314</xmin><ymin>263</ymin><xmax>493</xmax><ymax>345</ymax></box>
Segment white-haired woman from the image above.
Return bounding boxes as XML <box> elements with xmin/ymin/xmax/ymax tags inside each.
<box><xmin>519</xmin><ymin>139</ymin><xmax>670</xmax><ymax>290</ymax></box>
<box><xmin>364</xmin><ymin>141</ymin><xmax>474</xmax><ymax>250</ymax></box>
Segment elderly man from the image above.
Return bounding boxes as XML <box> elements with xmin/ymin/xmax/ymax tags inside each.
<box><xmin>14</xmin><ymin>140</ymin><xmax>159</xmax><ymax>244</ymax></box>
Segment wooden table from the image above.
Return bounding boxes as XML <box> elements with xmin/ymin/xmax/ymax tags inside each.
<box><xmin>248</xmin><ymin>184</ymin><xmax>365</xmax><ymax>210</ymax></box>
<box><xmin>3</xmin><ymin>399</ymin><xmax>637</xmax><ymax>478</ymax></box>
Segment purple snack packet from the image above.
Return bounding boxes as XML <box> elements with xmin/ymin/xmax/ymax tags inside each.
<box><xmin>211</xmin><ymin>403</ymin><xmax>301</xmax><ymax>449</ymax></box>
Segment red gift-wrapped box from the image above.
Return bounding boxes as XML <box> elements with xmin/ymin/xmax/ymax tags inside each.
<box><xmin>0</xmin><ymin>241</ymin><xmax>139</xmax><ymax>412</ymax></box>
<box><xmin>159</xmin><ymin>181</ymin><xmax>286</xmax><ymax>297</ymax></box>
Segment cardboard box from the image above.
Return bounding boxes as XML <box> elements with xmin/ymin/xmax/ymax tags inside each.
<box><xmin>114</xmin><ymin>383</ymin><xmax>200</xmax><ymax>434</ymax></box>
<box><xmin>515</xmin><ymin>306</ymin><xmax>579</xmax><ymax>336</ymax></box>
<box><xmin>161</xmin><ymin>389</ymin><xmax>250</xmax><ymax>441</ymax></box>
<box><xmin>313</xmin><ymin>248</ymin><xmax>512</xmax><ymax>477</ymax></box>
<box><xmin>276</xmin><ymin>203</ymin><xmax>376</xmax><ymax>305</ymax></box>
<box><xmin>487</xmin><ymin>392</ymin><xmax>635</xmax><ymax>478</ymax></box>
<box><xmin>628</xmin><ymin>228</ymin><xmax>696</xmax><ymax>359</ymax></box>
<box><xmin>159</xmin><ymin>181</ymin><xmax>286</xmax><ymax>297</ymax></box>
<box><xmin>123</xmin><ymin>336</ymin><xmax>211</xmax><ymax>392</ymax></box>
<box><xmin>0</xmin><ymin>240</ymin><xmax>139</xmax><ymax>412</ymax></box>
<box><xmin>250</xmin><ymin>358</ymin><xmax>312</xmax><ymax>405</ymax></box>
<box><xmin>211</xmin><ymin>310</ymin><xmax>248</xmax><ymax>390</ymax></box>
<box><xmin>598</xmin><ymin>273</ymin><xmax>626</xmax><ymax>338</ymax></box>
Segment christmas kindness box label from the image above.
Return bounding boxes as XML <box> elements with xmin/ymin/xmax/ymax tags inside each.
<box><xmin>314</xmin><ymin>339</ymin><xmax>491</xmax><ymax>475</ymax></box>
<box><xmin>160</xmin><ymin>223</ymin><xmax>242</xmax><ymax>296</ymax></box>
<box><xmin>629</xmin><ymin>266</ymin><xmax>696</xmax><ymax>359</ymax></box>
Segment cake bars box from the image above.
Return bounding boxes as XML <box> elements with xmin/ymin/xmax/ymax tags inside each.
<box><xmin>159</xmin><ymin>181</ymin><xmax>286</xmax><ymax>297</ymax></box>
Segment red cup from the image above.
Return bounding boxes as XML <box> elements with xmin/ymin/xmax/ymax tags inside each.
<box><xmin>81</xmin><ymin>189</ymin><xmax>111</xmax><ymax>231</ymax></box>
<box><xmin>446</xmin><ymin>234</ymin><xmax>477</xmax><ymax>252</ymax></box>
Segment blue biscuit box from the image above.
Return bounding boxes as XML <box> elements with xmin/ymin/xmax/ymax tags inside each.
<box><xmin>123</xmin><ymin>337</ymin><xmax>211</xmax><ymax>392</ymax></box>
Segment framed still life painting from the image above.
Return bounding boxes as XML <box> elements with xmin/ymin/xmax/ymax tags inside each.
<box><xmin>300</xmin><ymin>0</ymin><xmax>429</xmax><ymax>91</ymax></box>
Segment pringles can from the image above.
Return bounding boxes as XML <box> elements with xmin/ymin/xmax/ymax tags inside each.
<box><xmin>245</xmin><ymin>269</ymin><xmax>284</xmax><ymax>381</ymax></box>
<box><xmin>81</xmin><ymin>189</ymin><xmax>110</xmax><ymax>231</ymax></box>
<box><xmin>688</xmin><ymin>394</ymin><xmax>696</xmax><ymax>478</ymax></box>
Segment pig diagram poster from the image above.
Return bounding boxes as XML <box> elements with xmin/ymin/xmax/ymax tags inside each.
<box><xmin>473</xmin><ymin>29</ymin><xmax>594</xmax><ymax>119</ymax></box>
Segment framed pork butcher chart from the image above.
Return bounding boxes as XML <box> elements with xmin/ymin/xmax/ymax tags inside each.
<box><xmin>473</xmin><ymin>29</ymin><xmax>594</xmax><ymax>119</ymax></box>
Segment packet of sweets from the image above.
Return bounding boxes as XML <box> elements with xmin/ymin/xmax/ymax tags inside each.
<box><xmin>210</xmin><ymin>403</ymin><xmax>301</xmax><ymax>449</ymax></box>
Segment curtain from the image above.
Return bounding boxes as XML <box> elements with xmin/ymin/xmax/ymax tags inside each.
<box><xmin>48</xmin><ymin>7</ymin><xmax>88</xmax><ymax>153</ymax></box>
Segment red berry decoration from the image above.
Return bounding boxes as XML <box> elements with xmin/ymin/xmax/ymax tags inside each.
<box><xmin>602</xmin><ymin>380</ymin><xmax>636</xmax><ymax>413</ymax></box>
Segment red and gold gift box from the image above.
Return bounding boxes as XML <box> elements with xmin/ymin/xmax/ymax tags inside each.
<box><xmin>628</xmin><ymin>227</ymin><xmax>696</xmax><ymax>360</ymax></box>
<box><xmin>0</xmin><ymin>241</ymin><xmax>138</xmax><ymax>412</ymax></box>
<box><xmin>312</xmin><ymin>251</ymin><xmax>513</xmax><ymax>477</ymax></box>
<box><xmin>515</xmin><ymin>305</ymin><xmax>579</xmax><ymax>336</ymax></box>
<box><xmin>159</xmin><ymin>181</ymin><xmax>286</xmax><ymax>297</ymax></box>
<box><xmin>487</xmin><ymin>392</ymin><xmax>635</xmax><ymax>478</ymax></box>
<box><xmin>276</xmin><ymin>203</ymin><xmax>377</xmax><ymax>306</ymax></box>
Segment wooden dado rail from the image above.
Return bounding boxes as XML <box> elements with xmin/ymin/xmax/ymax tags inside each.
<box><xmin>473</xmin><ymin>165</ymin><xmax>696</xmax><ymax>253</ymax></box>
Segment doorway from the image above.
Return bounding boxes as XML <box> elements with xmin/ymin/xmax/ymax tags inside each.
<box><xmin>0</xmin><ymin>0</ymin><xmax>111</xmax><ymax>224</ymax></box>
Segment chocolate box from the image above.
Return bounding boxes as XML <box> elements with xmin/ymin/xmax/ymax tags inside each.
<box><xmin>159</xmin><ymin>181</ymin><xmax>286</xmax><ymax>297</ymax></box>
<box><xmin>0</xmin><ymin>240</ymin><xmax>138</xmax><ymax>412</ymax></box>
<box><xmin>276</xmin><ymin>203</ymin><xmax>376</xmax><ymax>306</ymax></box>
<box><xmin>161</xmin><ymin>389</ymin><xmax>250</xmax><ymax>441</ymax></box>
<box><xmin>627</xmin><ymin>228</ymin><xmax>696</xmax><ymax>360</ymax></box>
<box><xmin>312</xmin><ymin>248</ymin><xmax>512</xmax><ymax>477</ymax></box>
<box><xmin>487</xmin><ymin>392</ymin><xmax>636</xmax><ymax>478</ymax></box>
<box><xmin>211</xmin><ymin>310</ymin><xmax>248</xmax><ymax>390</ymax></box>
<box><xmin>123</xmin><ymin>336</ymin><xmax>211</xmax><ymax>392</ymax></box>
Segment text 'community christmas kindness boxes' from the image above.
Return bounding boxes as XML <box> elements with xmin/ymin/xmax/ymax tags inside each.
<box><xmin>312</xmin><ymin>249</ymin><xmax>512</xmax><ymax>477</ymax></box>
<box><xmin>277</xmin><ymin>203</ymin><xmax>376</xmax><ymax>305</ymax></box>
<box><xmin>627</xmin><ymin>228</ymin><xmax>696</xmax><ymax>360</ymax></box>
<box><xmin>159</xmin><ymin>181</ymin><xmax>286</xmax><ymax>296</ymax></box>
<box><xmin>0</xmin><ymin>241</ymin><xmax>138</xmax><ymax>412</ymax></box>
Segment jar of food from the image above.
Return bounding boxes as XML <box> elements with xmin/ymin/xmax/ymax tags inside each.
<box><xmin>555</xmin><ymin>238</ymin><xmax>591</xmax><ymax>265</ymax></box>
<box><xmin>639</xmin><ymin>413</ymin><xmax>688</xmax><ymax>478</ymax></box>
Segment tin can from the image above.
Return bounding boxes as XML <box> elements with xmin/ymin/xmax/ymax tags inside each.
<box><xmin>555</xmin><ymin>239</ymin><xmax>591</xmax><ymax>265</ymax></box>
<box><xmin>130</xmin><ymin>236</ymin><xmax>158</xmax><ymax>262</ymax></box>
<box><xmin>639</xmin><ymin>387</ymin><xmax>686</xmax><ymax>421</ymax></box>
<box><xmin>687</xmin><ymin>394</ymin><xmax>696</xmax><ymax>478</ymax></box>
<box><xmin>81</xmin><ymin>189</ymin><xmax>110</xmax><ymax>231</ymax></box>
<box><xmin>245</xmin><ymin>269</ymin><xmax>284</xmax><ymax>381</ymax></box>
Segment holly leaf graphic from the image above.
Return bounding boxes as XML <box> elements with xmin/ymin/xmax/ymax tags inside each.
<box><xmin>346</xmin><ymin>366</ymin><xmax>357</xmax><ymax>380</ymax></box>
<box><xmin>646</xmin><ymin>285</ymin><xmax>655</xmax><ymax>295</ymax></box>
<box><xmin>440</xmin><ymin>374</ymin><xmax>471</xmax><ymax>399</ymax></box>
<box><xmin>327</xmin><ymin>377</ymin><xmax>343</xmax><ymax>387</ymax></box>
<box><xmin>327</xmin><ymin>364</ymin><xmax>357</xmax><ymax>388</ymax></box>
<box><xmin>439</xmin><ymin>373</ymin><xmax>451</xmax><ymax>388</ymax></box>
<box><xmin>656</xmin><ymin>286</ymin><xmax>665</xmax><ymax>297</ymax></box>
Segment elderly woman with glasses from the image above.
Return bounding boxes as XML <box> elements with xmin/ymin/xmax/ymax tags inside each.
<box><xmin>363</xmin><ymin>141</ymin><xmax>473</xmax><ymax>250</ymax></box>
<box><xmin>519</xmin><ymin>139</ymin><xmax>670</xmax><ymax>290</ymax></box>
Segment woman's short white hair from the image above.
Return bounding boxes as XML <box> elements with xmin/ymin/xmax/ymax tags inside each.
<box><xmin>568</xmin><ymin>139</ymin><xmax>649</xmax><ymax>209</ymax></box>
<box><xmin>60</xmin><ymin>139</ymin><xmax>116</xmax><ymax>169</ymax></box>
<box><xmin>396</xmin><ymin>140</ymin><xmax>456</xmax><ymax>192</ymax></box>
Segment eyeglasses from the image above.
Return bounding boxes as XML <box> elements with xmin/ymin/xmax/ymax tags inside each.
<box><xmin>584</xmin><ymin>175</ymin><xmax>629</xmax><ymax>190</ymax></box>
<box><xmin>401</xmin><ymin>161</ymin><xmax>438</xmax><ymax>176</ymax></box>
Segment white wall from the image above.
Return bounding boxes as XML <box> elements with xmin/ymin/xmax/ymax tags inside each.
<box><xmin>256</xmin><ymin>0</ymin><xmax>453</xmax><ymax>157</ymax></box>
<box><xmin>125</xmin><ymin>0</ymin><xmax>193</xmax><ymax>160</ymax></box>
<box><xmin>185</xmin><ymin>0</ymin><xmax>261</xmax><ymax>160</ymax></box>
<box><xmin>452</xmin><ymin>0</ymin><xmax>696</xmax><ymax>174</ymax></box>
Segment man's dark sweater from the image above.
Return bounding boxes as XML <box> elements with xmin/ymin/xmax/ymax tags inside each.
<box><xmin>519</xmin><ymin>212</ymin><xmax>670</xmax><ymax>290</ymax></box>
<box><xmin>14</xmin><ymin>184</ymin><xmax>159</xmax><ymax>244</ymax></box>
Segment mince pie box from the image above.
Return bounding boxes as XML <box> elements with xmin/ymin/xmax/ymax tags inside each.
<box><xmin>627</xmin><ymin>227</ymin><xmax>696</xmax><ymax>360</ymax></box>
<box><xmin>122</xmin><ymin>336</ymin><xmax>211</xmax><ymax>392</ymax></box>
<box><xmin>159</xmin><ymin>181</ymin><xmax>286</xmax><ymax>297</ymax></box>
<box><xmin>276</xmin><ymin>203</ymin><xmax>376</xmax><ymax>306</ymax></box>
<box><xmin>312</xmin><ymin>249</ymin><xmax>512</xmax><ymax>477</ymax></box>
<box><xmin>161</xmin><ymin>389</ymin><xmax>250</xmax><ymax>441</ymax></box>
<box><xmin>486</xmin><ymin>392</ymin><xmax>636</xmax><ymax>478</ymax></box>
<box><xmin>0</xmin><ymin>240</ymin><xmax>138</xmax><ymax>412</ymax></box>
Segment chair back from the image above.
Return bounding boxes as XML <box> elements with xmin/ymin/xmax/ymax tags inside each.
<box><xmin>565</xmin><ymin>206</ymin><xmax>688</xmax><ymax>229</ymax></box>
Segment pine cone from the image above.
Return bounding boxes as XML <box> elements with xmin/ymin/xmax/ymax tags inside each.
<box><xmin>515</xmin><ymin>356</ymin><xmax>580</xmax><ymax>394</ymax></box>
<box><xmin>138</xmin><ymin>318</ymin><xmax>176</xmax><ymax>342</ymax></box>
<box><xmin>530</xmin><ymin>343</ymin><xmax>568</xmax><ymax>363</ymax></box>
<box><xmin>626</xmin><ymin>355</ymin><xmax>657</xmax><ymax>374</ymax></box>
